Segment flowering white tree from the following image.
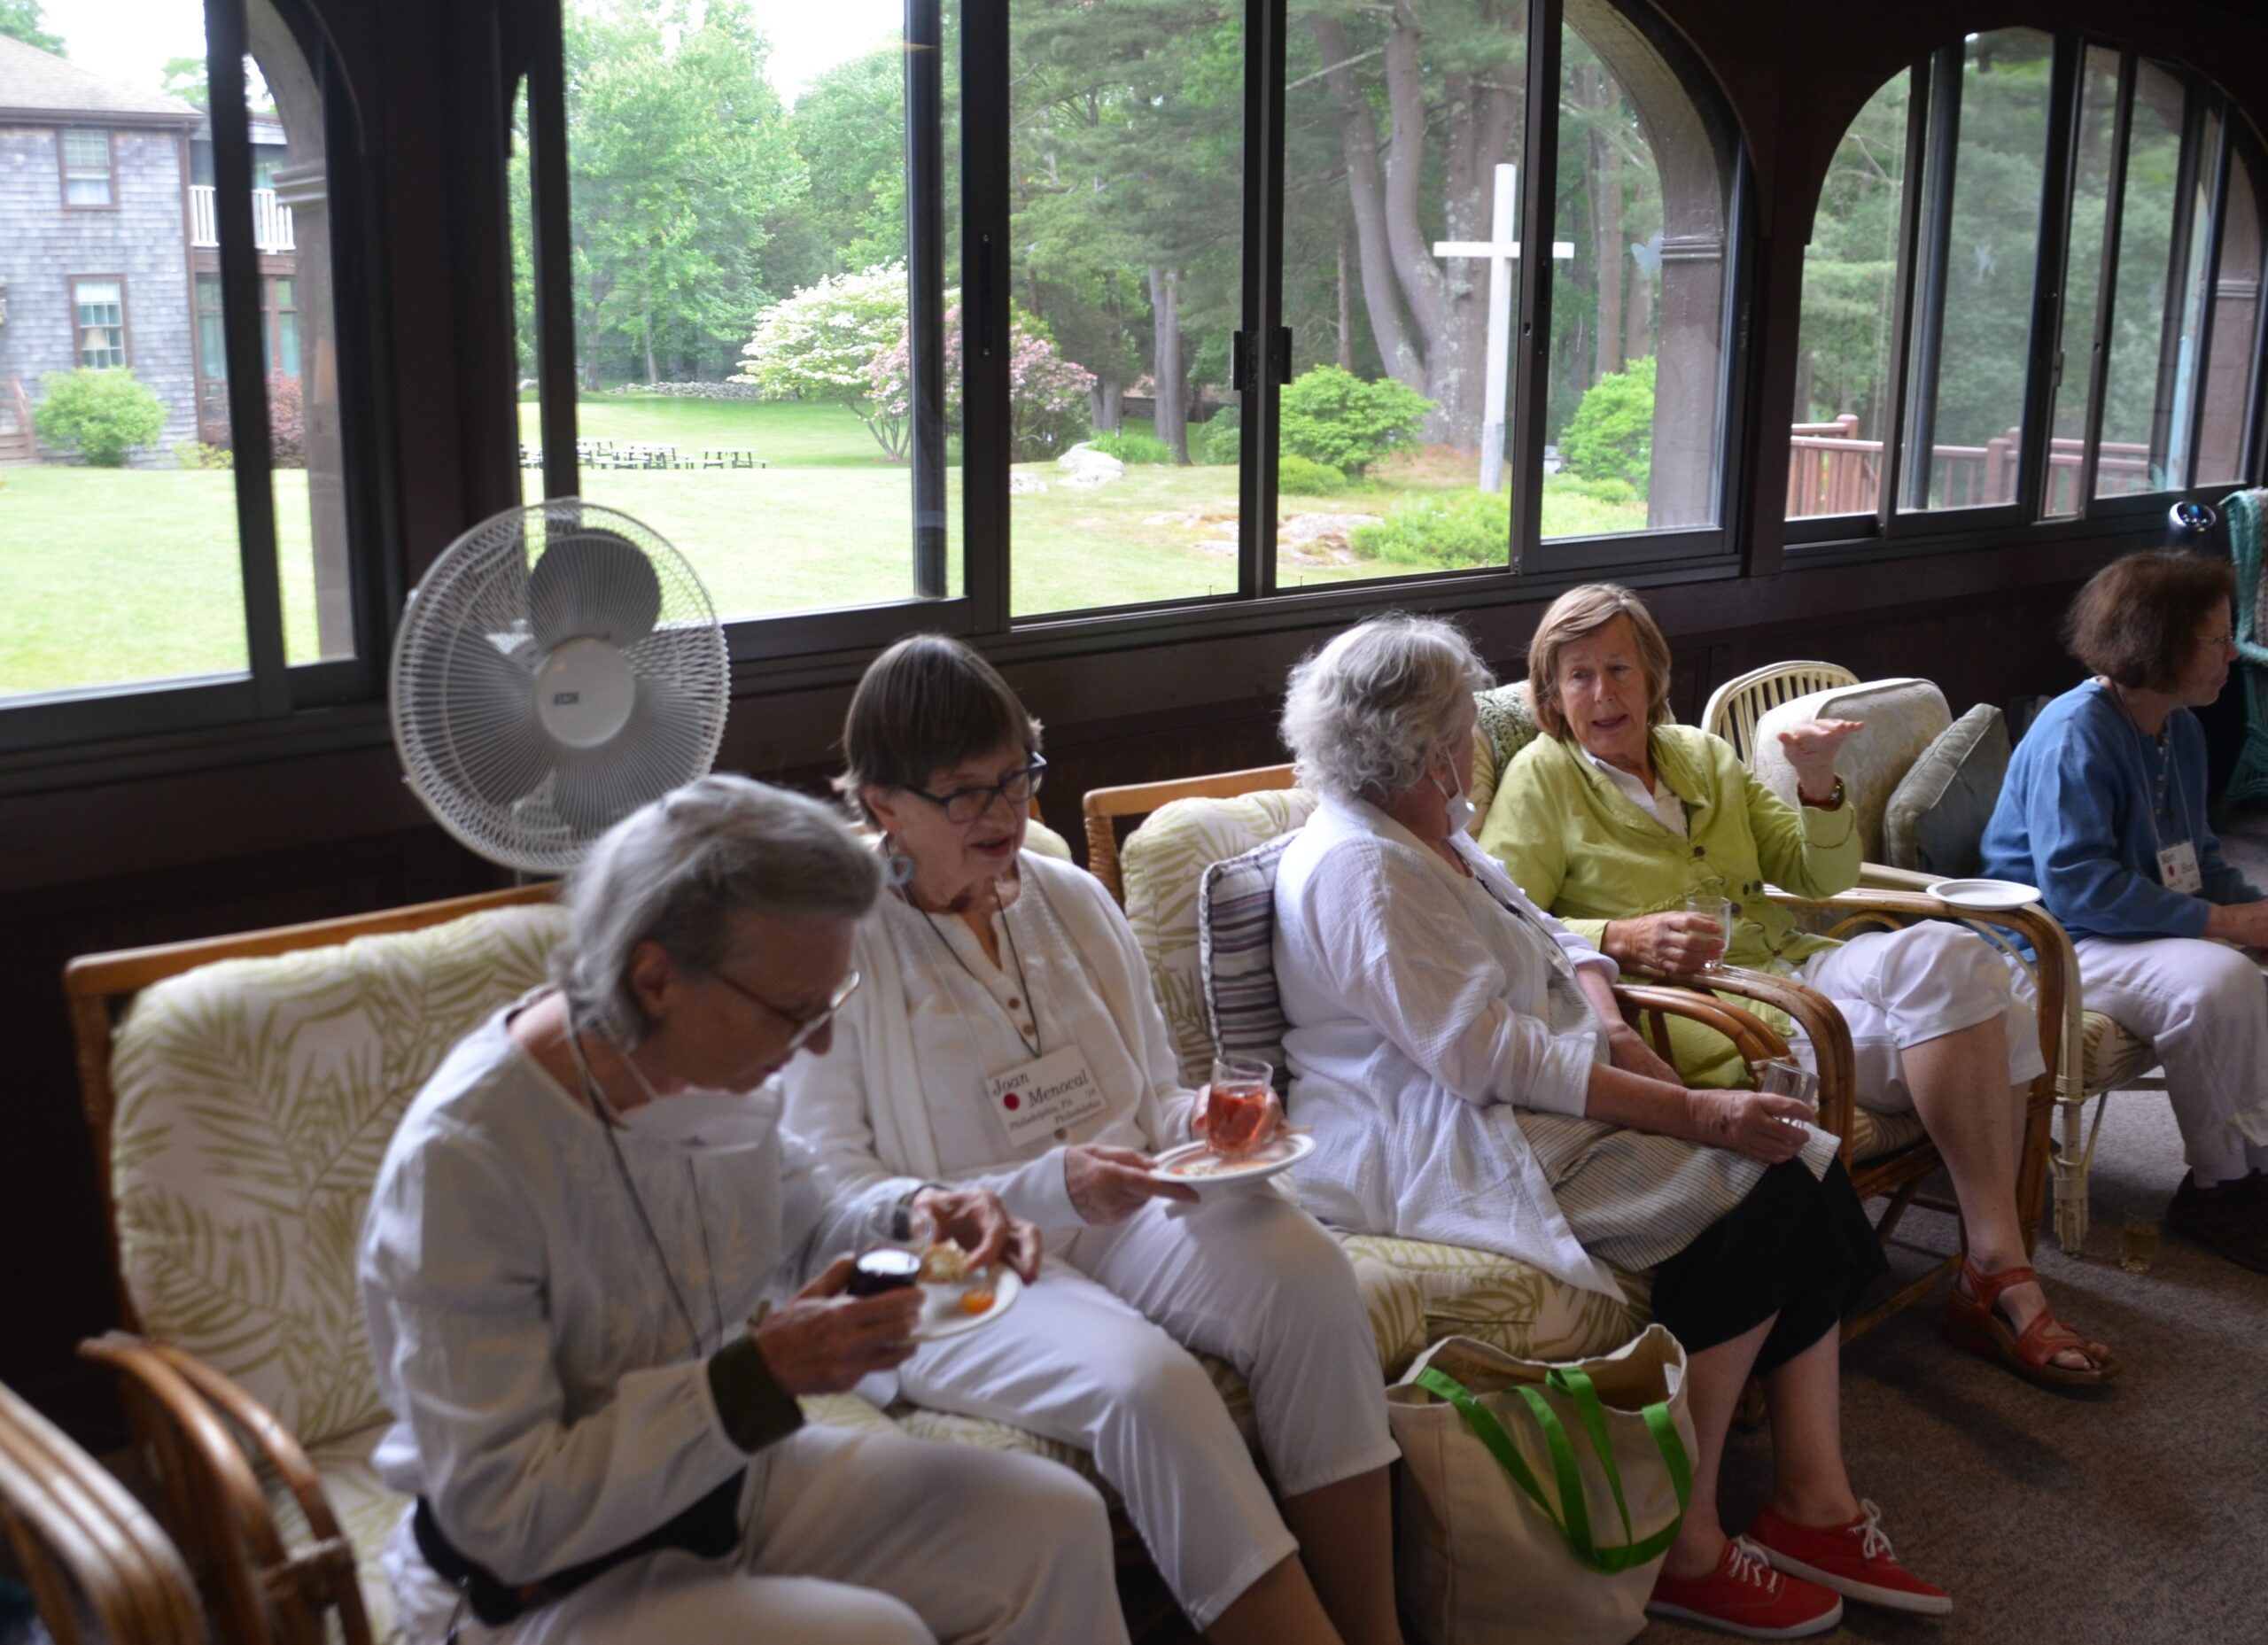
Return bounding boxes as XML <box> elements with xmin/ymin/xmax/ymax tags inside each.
<box><xmin>868</xmin><ymin>300</ymin><xmax>1097</xmax><ymax>463</ymax></box>
<box><xmin>734</xmin><ymin>264</ymin><xmax>915</xmax><ymax>458</ymax></box>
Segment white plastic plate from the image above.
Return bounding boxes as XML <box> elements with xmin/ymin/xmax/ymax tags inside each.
<box><xmin>909</xmin><ymin>1266</ymin><xmax>1022</xmax><ymax>1344</ymax></box>
<box><xmin>1148</xmin><ymin>1132</ymin><xmax>1317</xmax><ymax>1194</ymax></box>
<box><xmin>1926</xmin><ymin>877</ymin><xmax>2041</xmax><ymax>912</ymax></box>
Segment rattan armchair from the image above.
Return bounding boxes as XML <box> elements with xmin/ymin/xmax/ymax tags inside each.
<box><xmin>0</xmin><ymin>1377</ymin><xmax>206</xmax><ymax>1644</ymax></box>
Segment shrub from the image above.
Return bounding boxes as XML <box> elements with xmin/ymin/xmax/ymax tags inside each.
<box><xmin>35</xmin><ymin>369</ymin><xmax>166</xmax><ymax>466</ymax></box>
<box><xmin>1559</xmin><ymin>355</ymin><xmax>1655</xmax><ymax>493</ymax></box>
<box><xmin>1550</xmin><ymin>470</ymin><xmax>1639</xmax><ymax>505</ymax></box>
<box><xmin>1350</xmin><ymin>487</ymin><xmax>1511</xmax><ymax>570</ymax></box>
<box><xmin>1088</xmin><ymin>428</ymin><xmax>1175</xmax><ymax>465</ymax></box>
<box><xmin>1278</xmin><ymin>367</ymin><xmax>1432</xmax><ymax>477</ymax></box>
<box><xmin>267</xmin><ymin>372</ymin><xmax>305</xmax><ymax>469</ymax></box>
<box><xmin>174</xmin><ymin>439</ymin><xmax>233</xmax><ymax>469</ymax></box>
<box><xmin>1278</xmin><ymin>454</ymin><xmax>1347</xmax><ymax>496</ymax></box>
<box><xmin>1201</xmin><ymin>414</ymin><xmax>1240</xmax><ymax>467</ymax></box>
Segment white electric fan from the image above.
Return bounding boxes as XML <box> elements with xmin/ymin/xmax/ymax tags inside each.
<box><xmin>391</xmin><ymin>499</ymin><xmax>730</xmax><ymax>874</ymax></box>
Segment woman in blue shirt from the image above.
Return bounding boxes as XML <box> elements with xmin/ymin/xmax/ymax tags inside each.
<box><xmin>1981</xmin><ymin>549</ymin><xmax>2268</xmax><ymax>1273</ymax></box>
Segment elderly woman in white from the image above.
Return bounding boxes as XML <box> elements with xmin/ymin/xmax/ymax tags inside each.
<box><xmin>360</xmin><ymin>776</ymin><xmax>1122</xmax><ymax>1645</ymax></box>
<box><xmin>782</xmin><ymin>634</ymin><xmax>1402</xmax><ymax>1645</ymax></box>
<box><xmin>1272</xmin><ymin>616</ymin><xmax>1946</xmax><ymax>1641</ymax></box>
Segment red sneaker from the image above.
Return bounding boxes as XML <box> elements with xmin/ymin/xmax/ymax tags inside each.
<box><xmin>1646</xmin><ymin>1535</ymin><xmax>1845</xmax><ymax>1639</ymax></box>
<box><xmin>1746</xmin><ymin>1500</ymin><xmax>1952</xmax><ymax>1617</ymax></box>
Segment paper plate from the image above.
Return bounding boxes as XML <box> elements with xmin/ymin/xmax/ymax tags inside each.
<box><xmin>1926</xmin><ymin>877</ymin><xmax>2041</xmax><ymax>912</ymax></box>
<box><xmin>910</xmin><ymin>1266</ymin><xmax>1022</xmax><ymax>1344</ymax></box>
<box><xmin>1149</xmin><ymin>1132</ymin><xmax>1317</xmax><ymax>1194</ymax></box>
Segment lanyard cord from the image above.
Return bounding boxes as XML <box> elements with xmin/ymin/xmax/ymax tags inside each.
<box><xmin>910</xmin><ymin>880</ymin><xmax>1045</xmax><ymax>1059</ymax></box>
<box><xmin>564</xmin><ymin>1028</ymin><xmax>726</xmax><ymax>1356</ymax></box>
<box><xmin>2107</xmin><ymin>683</ymin><xmax>2186</xmax><ymax>858</ymax></box>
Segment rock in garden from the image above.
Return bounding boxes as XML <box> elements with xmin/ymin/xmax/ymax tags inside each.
<box><xmin>1056</xmin><ymin>444</ymin><xmax>1125</xmax><ymax>486</ymax></box>
<box><xmin>1279</xmin><ymin>512</ymin><xmax>1383</xmax><ymax>558</ymax></box>
<box><xmin>1009</xmin><ymin>472</ymin><xmax>1049</xmax><ymax>493</ymax></box>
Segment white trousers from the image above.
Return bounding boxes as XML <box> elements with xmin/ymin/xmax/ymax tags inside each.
<box><xmin>383</xmin><ymin>1420</ymin><xmax>1124</xmax><ymax>1645</ymax></box>
<box><xmin>899</xmin><ymin>1190</ymin><xmax>1399</xmax><ymax>1630</ymax></box>
<box><xmin>2074</xmin><ymin>934</ymin><xmax>2268</xmax><ymax>1184</ymax></box>
<box><xmin>1792</xmin><ymin>922</ymin><xmax>2046</xmax><ymax>1113</ymax></box>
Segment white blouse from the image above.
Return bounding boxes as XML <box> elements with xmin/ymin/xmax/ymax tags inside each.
<box><xmin>359</xmin><ymin>1004</ymin><xmax>909</xmax><ymax>1583</ymax></box>
<box><xmin>784</xmin><ymin>850</ymin><xmax>1199</xmax><ymax>1235</ymax></box>
<box><xmin>1272</xmin><ymin>796</ymin><xmax>1627</xmax><ymax>1296</ymax></box>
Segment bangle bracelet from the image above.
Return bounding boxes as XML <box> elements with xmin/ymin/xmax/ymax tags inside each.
<box><xmin>1798</xmin><ymin>776</ymin><xmax>1846</xmax><ymax>811</ymax></box>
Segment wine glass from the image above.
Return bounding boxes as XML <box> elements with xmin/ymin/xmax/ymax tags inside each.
<box><xmin>1682</xmin><ymin>894</ymin><xmax>1736</xmax><ymax>974</ymax></box>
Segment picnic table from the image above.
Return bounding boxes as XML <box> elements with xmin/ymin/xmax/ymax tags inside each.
<box><xmin>700</xmin><ymin>446</ymin><xmax>768</xmax><ymax>469</ymax></box>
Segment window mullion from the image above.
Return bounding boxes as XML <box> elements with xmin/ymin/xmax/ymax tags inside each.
<box><xmin>906</xmin><ymin>0</ymin><xmax>948</xmax><ymax>600</ymax></box>
<box><xmin>2179</xmin><ymin>108</ymin><xmax>2233</xmax><ymax>492</ymax></box>
<box><xmin>2149</xmin><ymin>81</ymin><xmax>2207</xmax><ymax>481</ymax></box>
<box><xmin>962</xmin><ymin>0</ymin><xmax>1010</xmax><ymax>633</ymax></box>
<box><xmin>1237</xmin><ymin>0</ymin><xmax>1287</xmax><ymax>601</ymax></box>
<box><xmin>1899</xmin><ymin>45</ymin><xmax>1961</xmax><ymax>515</ymax></box>
<box><xmin>2076</xmin><ymin>49</ymin><xmax>2138</xmax><ymax>515</ymax></box>
<box><xmin>1506</xmin><ymin>0</ymin><xmax>1563</xmax><ymax>575</ymax></box>
<box><xmin>205</xmin><ymin>0</ymin><xmax>288</xmax><ymax>715</ymax></box>
<box><xmin>1874</xmin><ymin>57</ymin><xmax>1931</xmax><ymax>534</ymax></box>
<box><xmin>2015</xmin><ymin>32</ymin><xmax>2081</xmax><ymax>523</ymax></box>
<box><xmin>527</xmin><ymin>4</ymin><xmax>580</xmax><ymax>504</ymax></box>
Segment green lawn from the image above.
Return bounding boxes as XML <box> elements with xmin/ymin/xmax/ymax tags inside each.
<box><xmin>1</xmin><ymin>396</ymin><xmax>1649</xmax><ymax>696</ymax></box>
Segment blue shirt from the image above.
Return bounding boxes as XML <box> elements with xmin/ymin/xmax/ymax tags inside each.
<box><xmin>1979</xmin><ymin>680</ymin><xmax>2260</xmax><ymax>942</ymax></box>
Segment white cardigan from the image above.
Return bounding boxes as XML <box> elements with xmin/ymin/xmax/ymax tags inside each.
<box><xmin>783</xmin><ymin>850</ymin><xmax>1200</xmax><ymax>1234</ymax></box>
<box><xmin>1273</xmin><ymin>796</ymin><xmax>1627</xmax><ymax>1297</ymax></box>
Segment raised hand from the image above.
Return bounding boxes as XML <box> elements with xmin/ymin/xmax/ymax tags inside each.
<box><xmin>913</xmin><ymin>1184</ymin><xmax>1043</xmax><ymax>1281</ymax></box>
<box><xmin>1775</xmin><ymin>718</ymin><xmax>1864</xmax><ymax>802</ymax></box>
<box><xmin>1602</xmin><ymin>911</ymin><xmax>1728</xmax><ymax>975</ymax></box>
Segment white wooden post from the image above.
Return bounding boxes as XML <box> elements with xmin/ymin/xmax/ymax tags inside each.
<box><xmin>1433</xmin><ymin>163</ymin><xmax>1575</xmax><ymax>493</ymax></box>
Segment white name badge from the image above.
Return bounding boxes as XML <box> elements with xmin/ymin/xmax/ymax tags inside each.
<box><xmin>2158</xmin><ymin>840</ymin><xmax>2203</xmax><ymax>896</ymax></box>
<box><xmin>987</xmin><ymin>1044</ymin><xmax>1109</xmax><ymax>1147</ymax></box>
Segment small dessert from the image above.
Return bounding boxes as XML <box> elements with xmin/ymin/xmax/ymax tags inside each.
<box><xmin>960</xmin><ymin>1289</ymin><xmax>997</xmax><ymax>1315</ymax></box>
<box><xmin>920</xmin><ymin>1238</ymin><xmax>971</xmax><ymax>1284</ymax></box>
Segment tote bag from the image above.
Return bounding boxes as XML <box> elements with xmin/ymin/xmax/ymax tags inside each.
<box><xmin>1387</xmin><ymin>1324</ymin><xmax>1694</xmax><ymax>1645</ymax></box>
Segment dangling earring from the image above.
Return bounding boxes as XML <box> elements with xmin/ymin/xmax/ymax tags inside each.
<box><xmin>882</xmin><ymin>832</ymin><xmax>916</xmax><ymax>888</ymax></box>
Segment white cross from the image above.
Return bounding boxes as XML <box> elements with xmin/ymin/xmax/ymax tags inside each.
<box><xmin>1434</xmin><ymin>163</ymin><xmax>1575</xmax><ymax>493</ymax></box>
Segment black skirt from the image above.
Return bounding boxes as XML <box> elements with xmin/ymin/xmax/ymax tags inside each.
<box><xmin>1646</xmin><ymin>1157</ymin><xmax>1887</xmax><ymax>1378</ymax></box>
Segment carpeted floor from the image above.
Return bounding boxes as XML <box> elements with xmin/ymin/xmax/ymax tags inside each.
<box><xmin>1646</xmin><ymin>814</ymin><xmax>2268</xmax><ymax>1643</ymax></box>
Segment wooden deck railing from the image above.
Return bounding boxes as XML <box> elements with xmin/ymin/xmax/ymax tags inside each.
<box><xmin>1786</xmin><ymin>415</ymin><xmax>2156</xmax><ymax>517</ymax></box>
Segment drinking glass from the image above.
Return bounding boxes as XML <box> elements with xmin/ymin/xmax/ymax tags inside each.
<box><xmin>1205</xmin><ymin>1054</ymin><xmax>1274</xmax><ymax>1154</ymax></box>
<box><xmin>1682</xmin><ymin>894</ymin><xmax>1736</xmax><ymax>974</ymax></box>
<box><xmin>1755</xmin><ymin>1058</ymin><xmax>1820</xmax><ymax>1107</ymax></box>
<box><xmin>848</xmin><ymin>1199</ymin><xmax>936</xmax><ymax>1296</ymax></box>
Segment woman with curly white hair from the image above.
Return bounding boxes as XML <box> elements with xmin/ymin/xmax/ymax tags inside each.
<box><xmin>1272</xmin><ymin>614</ymin><xmax>1946</xmax><ymax>1641</ymax></box>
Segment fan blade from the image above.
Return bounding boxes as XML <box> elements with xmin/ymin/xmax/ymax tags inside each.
<box><xmin>529</xmin><ymin>529</ymin><xmax>664</xmax><ymax>652</ymax></box>
<box><xmin>442</xmin><ymin>631</ymin><xmax>552</xmax><ymax>807</ymax></box>
<box><xmin>548</xmin><ymin>674</ymin><xmax>713</xmax><ymax>837</ymax></box>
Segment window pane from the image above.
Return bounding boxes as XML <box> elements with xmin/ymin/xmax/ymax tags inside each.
<box><xmin>1899</xmin><ymin>28</ymin><xmax>2052</xmax><ymax>512</ymax></box>
<box><xmin>1788</xmin><ymin>69</ymin><xmax>1910</xmax><ymax>518</ymax></box>
<box><xmin>537</xmin><ymin>0</ymin><xmax>955</xmax><ymax>622</ymax></box>
<box><xmin>2045</xmin><ymin>44</ymin><xmax>2122</xmax><ymax>516</ymax></box>
<box><xmin>1012</xmin><ymin>0</ymin><xmax>1244</xmax><ymax>615</ymax></box>
<box><xmin>0</xmin><ymin>2</ymin><xmax>247</xmax><ymax>701</ymax></box>
<box><xmin>243</xmin><ymin>7</ymin><xmax>353</xmax><ymax>665</ymax></box>
<box><xmin>2195</xmin><ymin>138</ymin><xmax>2264</xmax><ymax>485</ymax></box>
<box><xmin>1548</xmin><ymin>0</ymin><xmax>1730</xmax><ymax>539</ymax></box>
<box><xmin>62</xmin><ymin>128</ymin><xmax>111</xmax><ymax>205</ymax></box>
<box><xmin>1274</xmin><ymin>0</ymin><xmax>1527</xmax><ymax>584</ymax></box>
<box><xmin>2095</xmin><ymin>61</ymin><xmax>2190</xmax><ymax>499</ymax></box>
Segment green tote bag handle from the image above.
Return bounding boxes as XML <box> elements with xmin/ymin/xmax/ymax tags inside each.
<box><xmin>1416</xmin><ymin>1362</ymin><xmax>1693</xmax><ymax>1576</ymax></box>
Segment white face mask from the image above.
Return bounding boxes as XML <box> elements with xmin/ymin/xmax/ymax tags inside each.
<box><xmin>1434</xmin><ymin>767</ymin><xmax>1477</xmax><ymax>837</ymax></box>
<box><xmin>580</xmin><ymin>1031</ymin><xmax>785</xmax><ymax>1154</ymax></box>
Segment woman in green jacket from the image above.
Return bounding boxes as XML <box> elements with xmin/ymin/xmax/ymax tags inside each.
<box><xmin>1480</xmin><ymin>583</ymin><xmax>2115</xmax><ymax>1391</ymax></box>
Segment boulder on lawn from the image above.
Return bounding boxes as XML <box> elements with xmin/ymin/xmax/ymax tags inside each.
<box><xmin>1009</xmin><ymin>471</ymin><xmax>1049</xmax><ymax>493</ymax></box>
<box><xmin>1056</xmin><ymin>444</ymin><xmax>1124</xmax><ymax>488</ymax></box>
<box><xmin>1279</xmin><ymin>512</ymin><xmax>1383</xmax><ymax>564</ymax></box>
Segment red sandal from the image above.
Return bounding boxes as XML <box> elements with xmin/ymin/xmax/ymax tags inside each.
<box><xmin>1945</xmin><ymin>1257</ymin><xmax>2119</xmax><ymax>1390</ymax></box>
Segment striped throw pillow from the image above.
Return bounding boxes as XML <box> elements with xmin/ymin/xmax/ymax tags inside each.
<box><xmin>1199</xmin><ymin>834</ymin><xmax>1299</xmax><ymax>1094</ymax></box>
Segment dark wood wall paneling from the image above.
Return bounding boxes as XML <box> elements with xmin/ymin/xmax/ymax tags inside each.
<box><xmin>4</xmin><ymin>0</ymin><xmax>2262</xmax><ymax>1439</ymax></box>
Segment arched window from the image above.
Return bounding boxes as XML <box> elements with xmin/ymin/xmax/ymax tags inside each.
<box><xmin>1790</xmin><ymin>30</ymin><xmax>2265</xmax><ymax>534</ymax></box>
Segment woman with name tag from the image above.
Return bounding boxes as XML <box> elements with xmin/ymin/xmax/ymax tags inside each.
<box><xmin>360</xmin><ymin>776</ymin><xmax>1121</xmax><ymax>1645</ymax></box>
<box><xmin>1481</xmin><ymin>583</ymin><xmax>2114</xmax><ymax>1393</ymax></box>
<box><xmin>781</xmin><ymin>635</ymin><xmax>1403</xmax><ymax>1645</ymax></box>
<box><xmin>1275</xmin><ymin>614</ymin><xmax>1945</xmax><ymax>1640</ymax></box>
<box><xmin>1982</xmin><ymin>548</ymin><xmax>2268</xmax><ymax>1274</ymax></box>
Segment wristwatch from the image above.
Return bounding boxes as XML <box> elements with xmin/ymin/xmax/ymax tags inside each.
<box><xmin>1798</xmin><ymin>776</ymin><xmax>1846</xmax><ymax>811</ymax></box>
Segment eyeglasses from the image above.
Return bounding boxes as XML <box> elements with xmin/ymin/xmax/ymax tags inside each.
<box><xmin>905</xmin><ymin>755</ymin><xmax>1047</xmax><ymax>826</ymax></box>
<box><xmin>715</xmin><ymin>966</ymin><xmax>861</xmax><ymax>1053</ymax></box>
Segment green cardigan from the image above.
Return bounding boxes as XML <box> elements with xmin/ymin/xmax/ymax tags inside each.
<box><xmin>1476</xmin><ymin>725</ymin><xmax>1862</xmax><ymax>1084</ymax></box>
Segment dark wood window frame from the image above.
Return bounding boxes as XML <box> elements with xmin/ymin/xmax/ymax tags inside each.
<box><xmin>1784</xmin><ymin>31</ymin><xmax>2268</xmax><ymax>563</ymax></box>
<box><xmin>0</xmin><ymin>0</ymin><xmax>390</xmax><ymax>757</ymax></box>
<box><xmin>67</xmin><ymin>275</ymin><xmax>130</xmax><ymax>369</ymax></box>
<box><xmin>57</xmin><ymin>127</ymin><xmax>116</xmax><ymax>211</ymax></box>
